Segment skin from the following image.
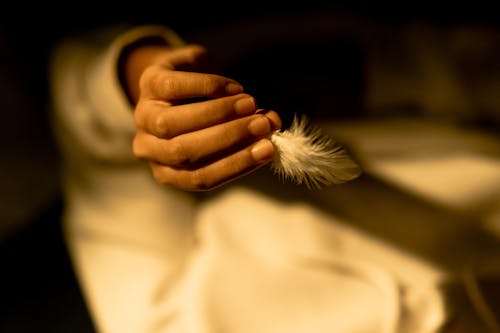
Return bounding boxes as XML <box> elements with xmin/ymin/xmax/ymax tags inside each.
<box><xmin>119</xmin><ymin>39</ymin><xmax>484</xmax><ymax>333</ymax></box>
<box><xmin>120</xmin><ymin>43</ymin><xmax>282</xmax><ymax>191</ymax></box>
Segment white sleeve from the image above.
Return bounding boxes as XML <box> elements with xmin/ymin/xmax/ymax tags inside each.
<box><xmin>49</xmin><ymin>25</ymin><xmax>185</xmax><ymax>162</ymax></box>
<box><xmin>48</xmin><ymin>26</ymin><xmax>199</xmax><ymax>333</ymax></box>
<box><xmin>47</xmin><ymin>24</ymin><xmax>450</xmax><ymax>333</ymax></box>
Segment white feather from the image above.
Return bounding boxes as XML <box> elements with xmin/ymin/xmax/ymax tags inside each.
<box><xmin>270</xmin><ymin>114</ymin><xmax>362</xmax><ymax>189</ymax></box>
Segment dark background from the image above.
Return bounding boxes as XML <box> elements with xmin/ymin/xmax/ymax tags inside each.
<box><xmin>1</xmin><ymin>3</ymin><xmax>499</xmax><ymax>332</ymax></box>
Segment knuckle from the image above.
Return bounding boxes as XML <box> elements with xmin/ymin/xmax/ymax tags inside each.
<box><xmin>153</xmin><ymin>114</ymin><xmax>171</xmax><ymax>138</ymax></box>
<box><xmin>142</xmin><ymin>67</ymin><xmax>176</xmax><ymax>96</ymax></box>
<box><xmin>158</xmin><ymin>74</ymin><xmax>179</xmax><ymax>96</ymax></box>
<box><xmin>165</xmin><ymin>140</ymin><xmax>190</xmax><ymax>166</ymax></box>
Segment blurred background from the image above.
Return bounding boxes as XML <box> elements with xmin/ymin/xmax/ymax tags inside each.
<box><xmin>1</xmin><ymin>2</ymin><xmax>499</xmax><ymax>332</ymax></box>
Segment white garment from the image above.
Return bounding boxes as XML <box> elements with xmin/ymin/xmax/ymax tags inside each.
<box><xmin>49</xmin><ymin>25</ymin><xmax>447</xmax><ymax>333</ymax></box>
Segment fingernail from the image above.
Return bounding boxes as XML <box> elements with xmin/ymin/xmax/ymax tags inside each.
<box><xmin>234</xmin><ymin>96</ymin><xmax>256</xmax><ymax>115</ymax></box>
<box><xmin>251</xmin><ymin>139</ymin><xmax>274</xmax><ymax>162</ymax></box>
<box><xmin>265</xmin><ymin>110</ymin><xmax>282</xmax><ymax>131</ymax></box>
<box><xmin>226</xmin><ymin>82</ymin><xmax>243</xmax><ymax>95</ymax></box>
<box><xmin>248</xmin><ymin>116</ymin><xmax>271</xmax><ymax>136</ymax></box>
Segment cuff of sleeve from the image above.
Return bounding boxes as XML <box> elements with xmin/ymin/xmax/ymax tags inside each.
<box><xmin>50</xmin><ymin>25</ymin><xmax>186</xmax><ymax>162</ymax></box>
<box><xmin>86</xmin><ymin>25</ymin><xmax>186</xmax><ymax>148</ymax></box>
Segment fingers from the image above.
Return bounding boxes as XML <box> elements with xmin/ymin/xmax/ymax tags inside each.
<box><xmin>147</xmin><ymin>138</ymin><xmax>276</xmax><ymax>191</ymax></box>
<box><xmin>134</xmin><ymin>93</ymin><xmax>258</xmax><ymax>138</ymax></box>
<box><xmin>132</xmin><ymin>44</ymin><xmax>284</xmax><ymax>191</ymax></box>
<box><xmin>133</xmin><ymin>111</ymin><xmax>280</xmax><ymax>166</ymax></box>
<box><xmin>139</xmin><ymin>66</ymin><xmax>242</xmax><ymax>101</ymax></box>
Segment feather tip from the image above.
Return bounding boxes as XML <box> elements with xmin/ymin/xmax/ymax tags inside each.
<box><xmin>270</xmin><ymin>114</ymin><xmax>362</xmax><ymax>189</ymax></box>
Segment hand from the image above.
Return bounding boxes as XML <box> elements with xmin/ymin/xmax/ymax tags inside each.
<box><xmin>124</xmin><ymin>44</ymin><xmax>281</xmax><ymax>191</ymax></box>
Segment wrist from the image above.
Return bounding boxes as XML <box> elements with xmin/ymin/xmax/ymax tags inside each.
<box><xmin>118</xmin><ymin>37</ymin><xmax>171</xmax><ymax>105</ymax></box>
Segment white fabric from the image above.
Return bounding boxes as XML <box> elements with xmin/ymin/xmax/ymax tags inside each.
<box><xmin>49</xmin><ymin>25</ymin><xmax>448</xmax><ymax>333</ymax></box>
<box><xmin>323</xmin><ymin>118</ymin><xmax>500</xmax><ymax>237</ymax></box>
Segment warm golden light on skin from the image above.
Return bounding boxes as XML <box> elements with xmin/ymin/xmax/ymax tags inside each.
<box><xmin>4</xmin><ymin>7</ymin><xmax>500</xmax><ymax>333</ymax></box>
